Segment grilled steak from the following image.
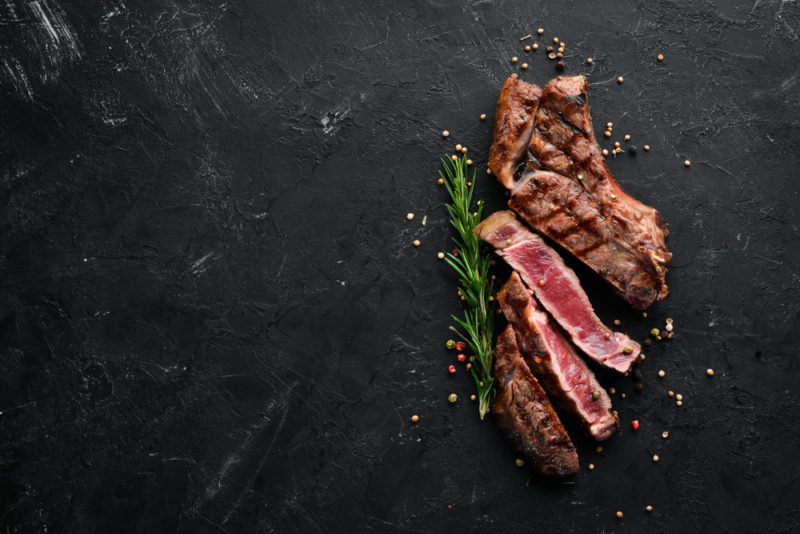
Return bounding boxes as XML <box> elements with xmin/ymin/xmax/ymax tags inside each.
<box><xmin>498</xmin><ymin>273</ymin><xmax>618</xmax><ymax>441</ymax></box>
<box><xmin>492</xmin><ymin>324</ymin><xmax>579</xmax><ymax>476</ymax></box>
<box><xmin>476</xmin><ymin>210</ymin><xmax>641</xmax><ymax>374</ymax></box>
<box><xmin>488</xmin><ymin>77</ymin><xmax>542</xmax><ymax>189</ymax></box>
<box><xmin>489</xmin><ymin>75</ymin><xmax>671</xmax><ymax>309</ymax></box>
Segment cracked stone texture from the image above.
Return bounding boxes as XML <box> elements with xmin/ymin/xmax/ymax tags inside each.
<box><xmin>1</xmin><ymin>0</ymin><xmax>799</xmax><ymax>532</ymax></box>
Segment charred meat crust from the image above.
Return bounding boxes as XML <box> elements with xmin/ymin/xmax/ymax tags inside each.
<box><xmin>488</xmin><ymin>77</ymin><xmax>542</xmax><ymax>189</ymax></box>
<box><xmin>492</xmin><ymin>324</ymin><xmax>580</xmax><ymax>476</ymax></box>
<box><xmin>523</xmin><ymin>75</ymin><xmax>671</xmax><ymax>308</ymax></box>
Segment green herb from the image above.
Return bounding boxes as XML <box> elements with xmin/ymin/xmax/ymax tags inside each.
<box><xmin>440</xmin><ymin>155</ymin><xmax>496</xmax><ymax>419</ymax></box>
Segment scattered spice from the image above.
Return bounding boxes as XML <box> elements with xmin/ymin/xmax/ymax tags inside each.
<box><xmin>657</xmin><ymin>53</ymin><xmax>664</xmax><ymax>61</ymax></box>
<box><xmin>684</xmin><ymin>159</ymin><xmax>691</xmax><ymax>167</ymax></box>
<box><xmin>616</xmin><ymin>511</ymin><xmax>624</xmax><ymax>519</ymax></box>
<box><xmin>646</xmin><ymin>505</ymin><xmax>653</xmax><ymax>512</ymax></box>
<box><xmin>623</xmin><ymin>345</ymin><xmax>634</xmax><ymax>354</ymax></box>
<box><xmin>592</xmin><ymin>390</ymin><xmax>601</xmax><ymax>400</ymax></box>
<box><xmin>448</xmin><ymin>393</ymin><xmax>458</xmax><ymax>403</ymax></box>
<box><xmin>614</xmin><ymin>319</ymin><xmax>621</xmax><ymax>326</ymax></box>
<box><xmin>662</xmin><ymin>431</ymin><xmax>669</xmax><ymax>438</ymax></box>
<box><xmin>553</xmin><ymin>37</ymin><xmax>559</xmax><ymax>44</ymax></box>
<box><xmin>457</xmin><ymin>353</ymin><xmax>466</xmax><ymax>362</ymax></box>
<box><xmin>595</xmin><ymin>445</ymin><xmax>603</xmax><ymax>453</ymax></box>
<box><xmin>533</xmin><ymin>43</ymin><xmax>539</xmax><ymax>50</ymax></box>
<box><xmin>446</xmin><ymin>339</ymin><xmax>456</xmax><ymax>349</ymax></box>
<box><xmin>438</xmin><ymin>252</ymin><xmax>445</xmax><ymax>260</ymax></box>
<box><xmin>442</xmin><ymin>130</ymin><xmax>450</xmax><ymax>137</ymax></box>
<box><xmin>537</xmin><ymin>28</ymin><xmax>544</xmax><ymax>35</ymax></box>
<box><xmin>515</xmin><ymin>458</ymin><xmax>524</xmax><ymax>467</ymax></box>
<box><xmin>602</xmin><ymin>149</ymin><xmax>609</xmax><ymax>156</ymax></box>
<box><xmin>631</xmin><ymin>420</ymin><xmax>640</xmax><ymax>431</ymax></box>
<box><xmin>470</xmin><ymin>394</ymin><xmax>476</xmax><ymax>401</ymax></box>
<box><xmin>411</xmin><ymin>414</ymin><xmax>419</xmax><ymax>423</ymax></box>
<box><xmin>448</xmin><ymin>364</ymin><xmax>456</xmax><ymax>374</ymax></box>
<box><xmin>421</xmin><ymin>215</ymin><xmax>427</xmax><ymax>226</ymax></box>
<box><xmin>676</xmin><ymin>393</ymin><xmax>683</xmax><ymax>401</ymax></box>
<box><xmin>461</xmin><ymin>146</ymin><xmax>468</xmax><ymax>154</ymax></box>
<box><xmin>455</xmin><ymin>341</ymin><xmax>466</xmax><ymax>351</ymax></box>
<box><xmin>665</xmin><ymin>323</ymin><xmax>673</xmax><ymax>332</ymax></box>
<box><xmin>629</xmin><ymin>146</ymin><xmax>637</xmax><ymax>155</ymax></box>
<box><xmin>617</xmin><ymin>76</ymin><xmax>624</xmax><ymax>84</ymax></box>
<box><xmin>651</xmin><ymin>328</ymin><xmax>660</xmax><ymax>336</ymax></box>
<box><xmin>668</xmin><ymin>390</ymin><xmax>674</xmax><ymax>397</ymax></box>
<box><xmin>624</xmin><ymin>134</ymin><xmax>631</xmax><ymax>141</ymax></box>
<box><xmin>413</xmin><ymin>239</ymin><xmax>421</xmax><ymax>247</ymax></box>
<box><xmin>480</xmin><ymin>113</ymin><xmax>486</xmax><ymax>120</ymax></box>
<box><xmin>652</xmin><ymin>454</ymin><xmax>659</xmax><ymax>462</ymax></box>
<box><xmin>520</xmin><ymin>34</ymin><xmax>532</xmax><ymax>41</ymax></box>
<box><xmin>466</xmin><ymin>159</ymin><xmax>473</xmax><ymax>166</ymax></box>
<box><xmin>586</xmin><ymin>57</ymin><xmax>593</xmax><ymax>64</ymax></box>
<box><xmin>658</xmin><ymin>370</ymin><xmax>665</xmax><ymax>378</ymax></box>
<box><xmin>604</xmin><ymin>131</ymin><xmax>612</xmax><ymax>138</ymax></box>
<box><xmin>521</xmin><ymin>63</ymin><xmax>529</xmax><ymax>69</ymax></box>
<box><xmin>451</xmin><ymin>155</ymin><xmax>458</xmax><ymax>161</ymax></box>
<box><xmin>556</xmin><ymin>60</ymin><xmax>565</xmax><ymax>72</ymax></box>
<box><xmin>548</xmin><ymin>52</ymin><xmax>557</xmax><ymax>60</ymax></box>
<box><xmin>589</xmin><ymin>463</ymin><xmax>595</xmax><ymax>470</ymax></box>
<box><xmin>707</xmin><ymin>368</ymin><xmax>715</xmax><ymax>376</ymax></box>
<box><xmin>524</xmin><ymin>45</ymin><xmax>531</xmax><ymax>52</ymax></box>
<box><xmin>676</xmin><ymin>400</ymin><xmax>683</xmax><ymax>406</ymax></box>
<box><xmin>512</xmin><ymin>56</ymin><xmax>518</xmax><ymax>63</ymax></box>
<box><xmin>455</xmin><ymin>144</ymin><xmax>462</xmax><ymax>151</ymax></box>
<box><xmin>437</xmin><ymin>178</ymin><xmax>444</xmax><ymax>185</ymax></box>
<box><xmin>486</xmin><ymin>168</ymin><xmax>492</xmax><ymax>175</ymax></box>
<box><xmin>406</xmin><ymin>212</ymin><xmax>415</xmax><ymax>220</ymax></box>
<box><xmin>644</xmin><ymin>145</ymin><xmax>650</xmax><ymax>151</ymax></box>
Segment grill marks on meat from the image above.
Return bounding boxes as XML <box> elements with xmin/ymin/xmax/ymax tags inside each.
<box><xmin>523</xmin><ymin>75</ymin><xmax>671</xmax><ymax>309</ymax></box>
<box><xmin>476</xmin><ymin>211</ymin><xmax>641</xmax><ymax>374</ymax></box>
<box><xmin>498</xmin><ymin>274</ymin><xmax>618</xmax><ymax>441</ymax></box>
<box><xmin>510</xmin><ymin>170</ymin><xmax>663</xmax><ymax>310</ymax></box>
<box><xmin>492</xmin><ymin>324</ymin><xmax>580</xmax><ymax>476</ymax></box>
<box><xmin>488</xmin><ymin>77</ymin><xmax>542</xmax><ymax>189</ymax></box>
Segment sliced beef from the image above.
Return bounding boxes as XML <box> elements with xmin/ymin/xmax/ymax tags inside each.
<box><xmin>498</xmin><ymin>273</ymin><xmax>618</xmax><ymax>441</ymax></box>
<box><xmin>525</xmin><ymin>75</ymin><xmax>671</xmax><ymax>308</ymax></box>
<box><xmin>476</xmin><ymin>211</ymin><xmax>641</xmax><ymax>374</ymax></box>
<box><xmin>492</xmin><ymin>324</ymin><xmax>579</xmax><ymax>476</ymax></box>
<box><xmin>488</xmin><ymin>77</ymin><xmax>542</xmax><ymax>189</ymax></box>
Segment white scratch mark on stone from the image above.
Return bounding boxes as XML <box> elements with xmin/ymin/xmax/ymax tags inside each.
<box><xmin>191</xmin><ymin>251</ymin><xmax>216</xmax><ymax>274</ymax></box>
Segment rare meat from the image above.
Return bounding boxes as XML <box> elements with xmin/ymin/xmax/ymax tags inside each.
<box><xmin>492</xmin><ymin>324</ymin><xmax>579</xmax><ymax>476</ymax></box>
<box><xmin>488</xmin><ymin>77</ymin><xmax>542</xmax><ymax>189</ymax></box>
<box><xmin>476</xmin><ymin>210</ymin><xmax>641</xmax><ymax>374</ymax></box>
<box><xmin>490</xmin><ymin>74</ymin><xmax>671</xmax><ymax>309</ymax></box>
<box><xmin>498</xmin><ymin>273</ymin><xmax>618</xmax><ymax>441</ymax></box>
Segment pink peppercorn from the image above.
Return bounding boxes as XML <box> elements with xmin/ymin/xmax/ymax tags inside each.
<box><xmin>448</xmin><ymin>365</ymin><xmax>456</xmax><ymax>374</ymax></box>
<box><xmin>631</xmin><ymin>420</ymin><xmax>640</xmax><ymax>431</ymax></box>
<box><xmin>457</xmin><ymin>353</ymin><xmax>466</xmax><ymax>362</ymax></box>
<box><xmin>454</xmin><ymin>341</ymin><xmax>466</xmax><ymax>351</ymax></box>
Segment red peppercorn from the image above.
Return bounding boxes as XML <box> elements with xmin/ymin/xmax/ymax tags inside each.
<box><xmin>448</xmin><ymin>365</ymin><xmax>456</xmax><ymax>374</ymax></box>
<box><xmin>631</xmin><ymin>420</ymin><xmax>640</xmax><ymax>431</ymax></box>
<box><xmin>454</xmin><ymin>341</ymin><xmax>466</xmax><ymax>351</ymax></box>
<box><xmin>457</xmin><ymin>353</ymin><xmax>466</xmax><ymax>362</ymax></box>
<box><xmin>452</xmin><ymin>249</ymin><xmax>459</xmax><ymax>257</ymax></box>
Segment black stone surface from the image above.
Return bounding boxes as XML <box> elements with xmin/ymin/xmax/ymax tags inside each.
<box><xmin>2</xmin><ymin>1</ymin><xmax>799</xmax><ymax>532</ymax></box>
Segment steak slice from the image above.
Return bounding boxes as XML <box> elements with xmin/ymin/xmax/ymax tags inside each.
<box><xmin>498</xmin><ymin>273</ymin><xmax>618</xmax><ymax>441</ymax></box>
<box><xmin>476</xmin><ymin>211</ymin><xmax>641</xmax><ymax>374</ymax></box>
<box><xmin>523</xmin><ymin>75</ymin><xmax>671</xmax><ymax>309</ymax></box>
<box><xmin>492</xmin><ymin>324</ymin><xmax>579</xmax><ymax>476</ymax></box>
<box><xmin>488</xmin><ymin>77</ymin><xmax>542</xmax><ymax>189</ymax></box>
<box><xmin>510</xmin><ymin>169</ymin><xmax>663</xmax><ymax>310</ymax></box>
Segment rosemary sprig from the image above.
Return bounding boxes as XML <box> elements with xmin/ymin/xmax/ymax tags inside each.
<box><xmin>440</xmin><ymin>155</ymin><xmax>496</xmax><ymax>419</ymax></box>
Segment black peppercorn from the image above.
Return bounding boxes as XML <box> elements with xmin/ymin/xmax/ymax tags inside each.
<box><xmin>629</xmin><ymin>146</ymin><xmax>637</xmax><ymax>155</ymax></box>
<box><xmin>556</xmin><ymin>60</ymin><xmax>565</xmax><ymax>72</ymax></box>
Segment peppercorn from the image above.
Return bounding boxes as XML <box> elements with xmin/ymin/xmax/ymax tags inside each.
<box><xmin>623</xmin><ymin>345</ymin><xmax>634</xmax><ymax>354</ymax></box>
<box><xmin>515</xmin><ymin>458</ymin><xmax>524</xmax><ymax>467</ymax></box>
<box><xmin>480</xmin><ymin>113</ymin><xmax>486</xmax><ymax>120</ymax></box>
<box><xmin>634</xmin><ymin>383</ymin><xmax>643</xmax><ymax>393</ymax></box>
<box><xmin>446</xmin><ymin>339</ymin><xmax>456</xmax><ymax>350</ymax></box>
<box><xmin>684</xmin><ymin>159</ymin><xmax>691</xmax><ymax>167</ymax></box>
<box><xmin>586</xmin><ymin>57</ymin><xmax>593</xmax><ymax>64</ymax></box>
<box><xmin>707</xmin><ymin>368</ymin><xmax>715</xmax><ymax>376</ymax></box>
<box><xmin>537</xmin><ymin>28</ymin><xmax>544</xmax><ymax>34</ymax></box>
<box><xmin>442</xmin><ymin>130</ymin><xmax>450</xmax><ymax>137</ymax></box>
<box><xmin>448</xmin><ymin>364</ymin><xmax>456</xmax><ymax>374</ymax></box>
<box><xmin>448</xmin><ymin>393</ymin><xmax>457</xmax><ymax>403</ymax></box>
<box><xmin>548</xmin><ymin>52</ymin><xmax>556</xmax><ymax>60</ymax></box>
<box><xmin>546</xmin><ymin>45</ymin><xmax>554</xmax><ymax>52</ymax></box>
<box><xmin>512</xmin><ymin>56</ymin><xmax>518</xmax><ymax>63</ymax></box>
<box><xmin>614</xmin><ymin>319</ymin><xmax>621</xmax><ymax>326</ymax></box>
<box><xmin>524</xmin><ymin>45</ymin><xmax>531</xmax><ymax>52</ymax></box>
<box><xmin>658</xmin><ymin>370</ymin><xmax>665</xmax><ymax>378</ymax></box>
<box><xmin>616</xmin><ymin>511</ymin><xmax>623</xmax><ymax>519</ymax></box>
<box><xmin>592</xmin><ymin>390</ymin><xmax>601</xmax><ymax>400</ymax></box>
<box><xmin>437</xmin><ymin>252</ymin><xmax>445</xmax><ymax>260</ymax></box>
<box><xmin>631</xmin><ymin>420</ymin><xmax>640</xmax><ymax>430</ymax></box>
<box><xmin>412</xmin><ymin>240</ymin><xmax>420</xmax><ymax>247</ymax></box>
<box><xmin>521</xmin><ymin>63</ymin><xmax>528</xmax><ymax>70</ymax></box>
<box><xmin>457</xmin><ymin>353</ymin><xmax>466</xmax><ymax>362</ymax></box>
<box><xmin>644</xmin><ymin>145</ymin><xmax>650</xmax><ymax>151</ymax></box>
<box><xmin>646</xmin><ymin>505</ymin><xmax>653</xmax><ymax>512</ymax></box>
<box><xmin>657</xmin><ymin>53</ymin><xmax>664</xmax><ymax>61</ymax></box>
<box><xmin>651</xmin><ymin>328</ymin><xmax>660</xmax><ymax>336</ymax></box>
<box><xmin>617</xmin><ymin>76</ymin><xmax>624</xmax><ymax>84</ymax></box>
<box><xmin>556</xmin><ymin>60</ymin><xmax>565</xmax><ymax>72</ymax></box>
<box><xmin>455</xmin><ymin>341</ymin><xmax>466</xmax><ymax>351</ymax></box>
<box><xmin>411</xmin><ymin>414</ymin><xmax>419</xmax><ymax>423</ymax></box>
<box><xmin>629</xmin><ymin>146</ymin><xmax>637</xmax><ymax>155</ymax></box>
<box><xmin>652</xmin><ymin>454</ymin><xmax>659</xmax><ymax>462</ymax></box>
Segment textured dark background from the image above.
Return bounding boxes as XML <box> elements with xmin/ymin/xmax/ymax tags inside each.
<box><xmin>1</xmin><ymin>0</ymin><xmax>799</xmax><ymax>532</ymax></box>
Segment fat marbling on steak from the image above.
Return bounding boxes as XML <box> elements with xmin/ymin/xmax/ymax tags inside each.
<box><xmin>492</xmin><ymin>324</ymin><xmax>579</xmax><ymax>476</ymax></box>
<box><xmin>497</xmin><ymin>273</ymin><xmax>618</xmax><ymax>441</ymax></box>
<box><xmin>487</xmin><ymin>77</ymin><xmax>542</xmax><ymax>189</ymax></box>
<box><xmin>476</xmin><ymin>210</ymin><xmax>641</xmax><ymax>374</ymax></box>
<box><xmin>489</xmin><ymin>75</ymin><xmax>672</xmax><ymax>309</ymax></box>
